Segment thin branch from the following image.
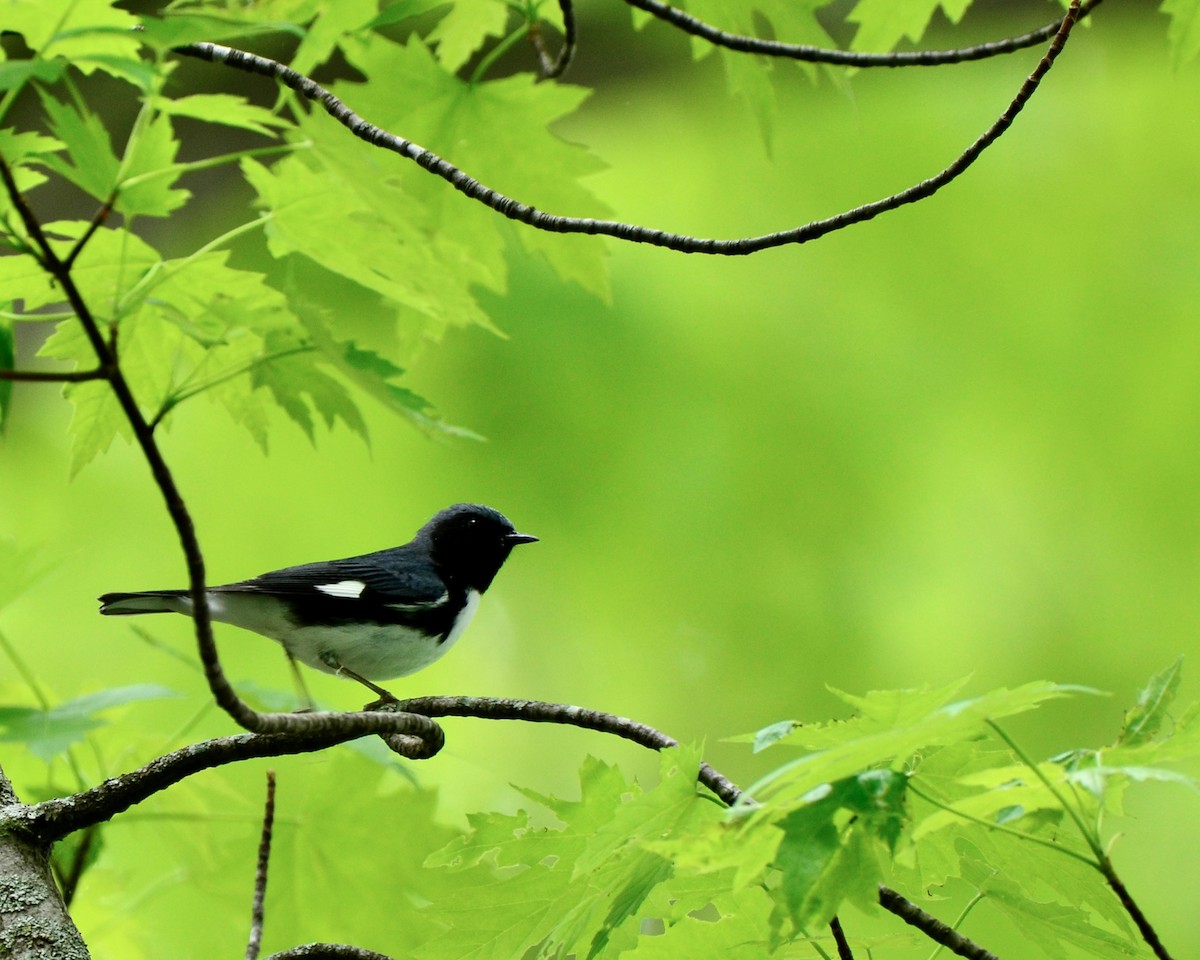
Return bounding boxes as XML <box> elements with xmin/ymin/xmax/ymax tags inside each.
<box><xmin>149</xmin><ymin>344</ymin><xmax>316</xmax><ymax>430</ymax></box>
<box><xmin>246</xmin><ymin>770</ymin><xmax>277</xmax><ymax>960</ymax></box>
<box><xmin>56</xmin><ymin>823</ymin><xmax>99</xmax><ymax>907</ymax></box>
<box><xmin>173</xmin><ymin>0</ymin><xmax>1084</xmax><ymax>256</ymax></box>
<box><xmin>622</xmin><ymin>0</ymin><xmax>1102</xmax><ymax>67</ymax></box>
<box><xmin>391</xmin><ymin>695</ymin><xmax>743</xmax><ymax>805</ymax></box>
<box><xmin>19</xmin><ymin>728</ymin><xmax>370</xmax><ymax>842</ymax></box>
<box><xmin>932</xmin><ymin>893</ymin><xmax>987</xmax><ymax>960</ymax></box>
<box><xmin>1097</xmin><ymin>860</ymin><xmax>1175</xmax><ymax>960</ymax></box>
<box><xmin>829</xmin><ymin>915</ymin><xmax>855</xmax><ymax>960</ymax></box>
<box><xmin>878</xmin><ymin>886</ymin><xmax>1001</xmax><ymax>960</ymax></box>
<box><xmin>62</xmin><ymin>193</ymin><xmax>116</xmax><ymax>270</ymax></box>
<box><xmin>0</xmin><ymin>366</ymin><xmax>106</xmax><ymax>382</ymax></box>
<box><xmin>531</xmin><ymin>0</ymin><xmax>576</xmax><ymax>79</ymax></box>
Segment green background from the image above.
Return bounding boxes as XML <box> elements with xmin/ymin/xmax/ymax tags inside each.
<box><xmin>1</xmin><ymin>3</ymin><xmax>1198</xmax><ymax>957</ymax></box>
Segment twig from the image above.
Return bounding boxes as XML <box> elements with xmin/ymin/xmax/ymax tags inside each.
<box><xmin>246</xmin><ymin>771</ymin><xmax>277</xmax><ymax>960</ymax></box>
<box><xmin>391</xmin><ymin>695</ymin><xmax>743</xmax><ymax>805</ymax></box>
<box><xmin>829</xmin><ymin>915</ymin><xmax>855</xmax><ymax>960</ymax></box>
<box><xmin>19</xmin><ymin>727</ymin><xmax>396</xmax><ymax>842</ymax></box>
<box><xmin>62</xmin><ymin>193</ymin><xmax>116</xmax><ymax>270</ymax></box>
<box><xmin>531</xmin><ymin>0</ymin><xmax>576</xmax><ymax>79</ymax></box>
<box><xmin>622</xmin><ymin>0</ymin><xmax>1102</xmax><ymax>67</ymax></box>
<box><xmin>0</xmin><ymin>367</ymin><xmax>107</xmax><ymax>382</ymax></box>
<box><xmin>1098</xmin><ymin>861</ymin><xmax>1175</xmax><ymax>960</ymax></box>
<box><xmin>877</xmin><ymin>886</ymin><xmax>1001</xmax><ymax>960</ymax></box>
<box><xmin>172</xmin><ymin>0</ymin><xmax>1085</xmax><ymax>256</ymax></box>
<box><xmin>56</xmin><ymin>823</ymin><xmax>99</xmax><ymax>907</ymax></box>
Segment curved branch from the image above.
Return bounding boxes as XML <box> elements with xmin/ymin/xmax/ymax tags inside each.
<box><xmin>531</xmin><ymin>0</ymin><xmax>576</xmax><ymax>78</ymax></box>
<box><xmin>174</xmin><ymin>1</ymin><xmax>1084</xmax><ymax>256</ymax></box>
<box><xmin>18</xmin><ymin>728</ymin><xmax>368</xmax><ymax>842</ymax></box>
<box><xmin>392</xmin><ymin>695</ymin><xmax>743</xmax><ymax>804</ymax></box>
<box><xmin>623</xmin><ymin>0</ymin><xmax>1102</xmax><ymax>67</ymax></box>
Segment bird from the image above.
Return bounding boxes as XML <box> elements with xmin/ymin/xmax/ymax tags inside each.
<box><xmin>98</xmin><ymin>503</ymin><xmax>536</xmax><ymax>704</ymax></box>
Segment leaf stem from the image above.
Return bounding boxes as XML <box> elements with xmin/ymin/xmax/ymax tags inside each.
<box><xmin>150</xmin><ymin>344</ymin><xmax>315</xmax><ymax>429</ymax></box>
<box><xmin>116</xmin><ymin>213</ymin><xmax>272</xmax><ymax>315</ymax></box>
<box><xmin>906</xmin><ymin>780</ymin><xmax>1098</xmax><ymax>869</ymax></box>
<box><xmin>117</xmin><ymin>143</ymin><xmax>295</xmax><ymax>192</ymax></box>
<box><xmin>986</xmin><ymin>720</ymin><xmax>1175</xmax><ymax>960</ymax></box>
<box><xmin>984</xmin><ymin>720</ymin><xmax>1103</xmax><ymax>860</ymax></box>
<box><xmin>927</xmin><ymin>893</ymin><xmax>986</xmax><ymax>960</ymax></box>
<box><xmin>469</xmin><ymin>23</ymin><xmax>532</xmax><ymax>85</ymax></box>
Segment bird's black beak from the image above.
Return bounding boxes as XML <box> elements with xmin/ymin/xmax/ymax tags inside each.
<box><xmin>506</xmin><ymin>532</ymin><xmax>538</xmax><ymax>546</ymax></box>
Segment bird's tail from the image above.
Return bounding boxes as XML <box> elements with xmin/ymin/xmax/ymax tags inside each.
<box><xmin>98</xmin><ymin>591</ymin><xmax>188</xmax><ymax>615</ymax></box>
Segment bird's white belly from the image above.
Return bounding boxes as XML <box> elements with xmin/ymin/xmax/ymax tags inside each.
<box><xmin>284</xmin><ymin>623</ymin><xmax>447</xmax><ymax>678</ymax></box>
<box><xmin>206</xmin><ymin>588</ymin><xmax>482</xmax><ymax>680</ymax></box>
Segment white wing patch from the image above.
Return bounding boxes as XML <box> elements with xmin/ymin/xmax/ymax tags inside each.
<box><xmin>386</xmin><ymin>590</ymin><xmax>450</xmax><ymax>612</ymax></box>
<box><xmin>315</xmin><ymin>580</ymin><xmax>367</xmax><ymax>599</ymax></box>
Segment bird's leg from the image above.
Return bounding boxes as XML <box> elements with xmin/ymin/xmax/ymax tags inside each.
<box><xmin>319</xmin><ymin>651</ymin><xmax>399</xmax><ymax>709</ymax></box>
<box><xmin>287</xmin><ymin>652</ymin><xmax>317</xmax><ymax>712</ymax></box>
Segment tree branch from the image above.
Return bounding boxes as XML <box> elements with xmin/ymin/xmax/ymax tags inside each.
<box><xmin>246</xmin><ymin>771</ymin><xmax>276</xmax><ymax>960</ymax></box>
<box><xmin>829</xmin><ymin>914</ymin><xmax>855</xmax><ymax>960</ymax></box>
<box><xmin>15</xmin><ymin>723</ymin><xmax>430</xmax><ymax>843</ymax></box>
<box><xmin>0</xmin><ymin>367</ymin><xmax>106</xmax><ymax>382</ymax></box>
<box><xmin>173</xmin><ymin>0</ymin><xmax>1084</xmax><ymax>256</ymax></box>
<box><xmin>531</xmin><ymin>0</ymin><xmax>576</xmax><ymax>79</ymax></box>
<box><xmin>0</xmin><ymin>763</ymin><xmax>91</xmax><ymax>960</ymax></box>
<box><xmin>1098</xmin><ymin>857</ymin><xmax>1175</xmax><ymax>960</ymax></box>
<box><xmin>877</xmin><ymin>886</ymin><xmax>1000</xmax><ymax>960</ymax></box>
<box><xmin>6</xmin><ymin>690</ymin><xmax>1008</xmax><ymax>960</ymax></box>
<box><xmin>390</xmin><ymin>695</ymin><xmax>743</xmax><ymax>805</ymax></box>
<box><xmin>621</xmin><ymin>0</ymin><xmax>1102</xmax><ymax>67</ymax></box>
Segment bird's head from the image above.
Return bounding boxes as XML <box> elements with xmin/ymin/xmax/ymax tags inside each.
<box><xmin>422</xmin><ymin>503</ymin><xmax>537</xmax><ymax>591</ymax></box>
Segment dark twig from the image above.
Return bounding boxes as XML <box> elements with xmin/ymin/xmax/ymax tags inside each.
<box><xmin>246</xmin><ymin>771</ymin><xmax>277</xmax><ymax>960</ymax></box>
<box><xmin>530</xmin><ymin>0</ymin><xmax>576</xmax><ymax>78</ymax></box>
<box><xmin>1098</xmin><ymin>857</ymin><xmax>1174</xmax><ymax>960</ymax></box>
<box><xmin>877</xmin><ymin>886</ymin><xmax>1001</xmax><ymax>960</ymax></box>
<box><xmin>391</xmin><ymin>695</ymin><xmax>743</xmax><ymax>804</ymax></box>
<box><xmin>19</xmin><ymin>729</ymin><xmax>374</xmax><ymax>843</ymax></box>
<box><xmin>174</xmin><ymin>1</ymin><xmax>1084</xmax><ymax>256</ymax></box>
<box><xmin>62</xmin><ymin>193</ymin><xmax>116</xmax><ymax>270</ymax></box>
<box><xmin>0</xmin><ymin>367</ymin><xmax>106</xmax><ymax>382</ymax></box>
<box><xmin>55</xmin><ymin>823</ymin><xmax>99</xmax><ymax>907</ymax></box>
<box><xmin>623</xmin><ymin>0</ymin><xmax>1102</xmax><ymax>67</ymax></box>
<box><xmin>829</xmin><ymin>915</ymin><xmax>855</xmax><ymax>960</ymax></box>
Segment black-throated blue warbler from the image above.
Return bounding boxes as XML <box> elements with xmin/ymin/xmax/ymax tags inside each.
<box><xmin>99</xmin><ymin>503</ymin><xmax>536</xmax><ymax>702</ymax></box>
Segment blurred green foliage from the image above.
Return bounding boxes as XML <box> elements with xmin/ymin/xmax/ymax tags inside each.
<box><xmin>1</xmin><ymin>0</ymin><xmax>1199</xmax><ymax>958</ymax></box>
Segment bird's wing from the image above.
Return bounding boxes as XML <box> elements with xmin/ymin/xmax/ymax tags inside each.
<box><xmin>217</xmin><ymin>552</ymin><xmax>450</xmax><ymax>611</ymax></box>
